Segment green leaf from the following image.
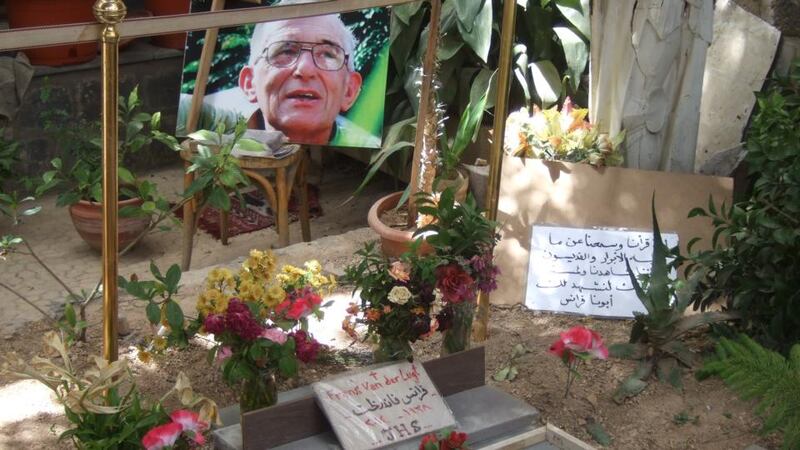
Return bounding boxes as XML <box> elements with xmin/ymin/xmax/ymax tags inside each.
<box><xmin>493</xmin><ymin>366</ymin><xmax>510</xmax><ymax>381</ymax></box>
<box><xmin>453</xmin><ymin>0</ymin><xmax>484</xmax><ymax>33</ymax></box>
<box><xmin>187</xmin><ymin>129</ymin><xmax>219</xmax><ymax>144</ymax></box>
<box><xmin>530</xmin><ymin>60</ymin><xmax>562</xmax><ymax>106</ymax></box>
<box><xmin>555</xmin><ymin>0</ymin><xmax>590</xmax><ymax>38</ymax></box>
<box><xmin>164</xmin><ymin>264</ymin><xmax>182</xmax><ymax>294</ymax></box>
<box><xmin>235</xmin><ymin>138</ymin><xmax>265</xmax><ymax>153</ymax></box>
<box><xmin>553</xmin><ymin>26</ymin><xmax>588</xmax><ymax>91</ymax></box>
<box><xmin>207</xmin><ymin>186</ymin><xmax>231</xmax><ymax>211</ymax></box>
<box><xmin>609</xmin><ymin>342</ymin><xmax>647</xmax><ymax>359</ymax></box>
<box><xmin>507</xmin><ymin>366</ymin><xmax>519</xmax><ymax>381</ymax></box>
<box><xmin>278</xmin><ymin>356</ymin><xmax>298</xmax><ymax>377</ymax></box>
<box><xmin>146</xmin><ymin>302</ymin><xmax>160</xmax><ymax>325</ymax></box>
<box><xmin>585</xmin><ymin>421</ymin><xmax>612</xmax><ymax>446</ymax></box>
<box><xmin>656</xmin><ymin>357</ymin><xmax>683</xmax><ymax>389</ymax></box>
<box><xmin>457</xmin><ymin>0</ymin><xmax>492</xmax><ymax>62</ymax></box>
<box><xmin>64</xmin><ymin>302</ymin><xmax>77</xmax><ymax>326</ymax></box>
<box><xmin>165</xmin><ymin>300</ymin><xmax>184</xmax><ymax>330</ymax></box>
<box><xmin>613</xmin><ymin>376</ymin><xmax>648</xmax><ymax>404</ymax></box>
<box><xmin>118</xmin><ymin>167</ymin><xmax>136</xmax><ymax>185</ymax></box>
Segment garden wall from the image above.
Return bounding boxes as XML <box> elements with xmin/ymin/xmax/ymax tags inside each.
<box><xmin>7</xmin><ymin>42</ymin><xmax>184</xmax><ymax>178</ymax></box>
<box><xmin>493</xmin><ymin>157</ymin><xmax>733</xmax><ymax>306</ymax></box>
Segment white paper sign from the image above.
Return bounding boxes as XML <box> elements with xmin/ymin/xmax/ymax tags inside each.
<box><xmin>526</xmin><ymin>225</ymin><xmax>679</xmax><ymax>318</ymax></box>
<box><xmin>312</xmin><ymin>362</ymin><xmax>455</xmax><ymax>450</ymax></box>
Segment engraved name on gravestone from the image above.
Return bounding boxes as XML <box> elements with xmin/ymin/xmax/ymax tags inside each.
<box><xmin>312</xmin><ymin>362</ymin><xmax>456</xmax><ymax>450</ymax></box>
<box><xmin>526</xmin><ymin>225</ymin><xmax>679</xmax><ymax>318</ymax></box>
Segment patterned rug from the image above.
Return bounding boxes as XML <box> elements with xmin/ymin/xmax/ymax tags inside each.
<box><xmin>176</xmin><ymin>185</ymin><xmax>322</xmax><ymax>240</ymax></box>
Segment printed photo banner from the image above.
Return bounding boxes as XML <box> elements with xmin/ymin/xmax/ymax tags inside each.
<box><xmin>526</xmin><ymin>225</ymin><xmax>679</xmax><ymax>318</ymax></box>
<box><xmin>177</xmin><ymin>1</ymin><xmax>390</xmax><ymax>149</ymax></box>
<box><xmin>312</xmin><ymin>361</ymin><xmax>456</xmax><ymax>449</ymax></box>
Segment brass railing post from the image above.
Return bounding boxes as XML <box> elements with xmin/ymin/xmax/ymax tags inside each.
<box><xmin>94</xmin><ymin>0</ymin><xmax>126</xmax><ymax>363</ymax></box>
<box><xmin>473</xmin><ymin>0</ymin><xmax>517</xmax><ymax>342</ymax></box>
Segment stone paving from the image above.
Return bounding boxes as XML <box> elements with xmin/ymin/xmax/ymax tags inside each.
<box><xmin>0</xmin><ymin>157</ymin><xmax>393</xmax><ymax>336</ymax></box>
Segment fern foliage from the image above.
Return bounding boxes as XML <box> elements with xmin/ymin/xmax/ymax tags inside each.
<box><xmin>700</xmin><ymin>335</ymin><xmax>800</xmax><ymax>449</ymax></box>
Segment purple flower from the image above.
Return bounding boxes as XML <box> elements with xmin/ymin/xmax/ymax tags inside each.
<box><xmin>203</xmin><ymin>314</ymin><xmax>225</xmax><ymax>334</ymax></box>
<box><xmin>470</xmin><ymin>253</ymin><xmax>500</xmax><ymax>294</ymax></box>
<box><xmin>225</xmin><ymin>298</ymin><xmax>263</xmax><ymax>341</ymax></box>
<box><xmin>291</xmin><ymin>330</ymin><xmax>321</xmax><ymax>363</ymax></box>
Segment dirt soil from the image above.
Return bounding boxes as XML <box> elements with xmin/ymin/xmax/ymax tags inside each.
<box><xmin>0</xmin><ymin>301</ymin><xmax>779</xmax><ymax>450</ymax></box>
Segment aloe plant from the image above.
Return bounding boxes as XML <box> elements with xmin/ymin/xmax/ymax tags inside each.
<box><xmin>609</xmin><ymin>198</ymin><xmax>739</xmax><ymax>403</ymax></box>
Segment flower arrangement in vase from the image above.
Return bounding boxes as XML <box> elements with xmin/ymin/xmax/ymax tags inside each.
<box><xmin>342</xmin><ymin>242</ymin><xmax>442</xmax><ymax>362</ymax></box>
<box><xmin>344</xmin><ymin>187</ymin><xmax>499</xmax><ymax>360</ymax></box>
<box><xmin>414</xmin><ymin>188</ymin><xmax>500</xmax><ymax>355</ymax></box>
<box><xmin>504</xmin><ymin>97</ymin><xmax>625</xmax><ymax>167</ymax></box>
<box><xmin>120</xmin><ymin>249</ymin><xmax>335</xmax><ymax>412</ymax></box>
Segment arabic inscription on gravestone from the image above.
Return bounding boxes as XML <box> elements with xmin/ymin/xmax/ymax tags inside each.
<box><xmin>312</xmin><ymin>361</ymin><xmax>455</xmax><ymax>450</ymax></box>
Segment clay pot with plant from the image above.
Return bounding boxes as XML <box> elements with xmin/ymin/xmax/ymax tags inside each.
<box><xmin>366</xmin><ymin>67</ymin><xmax>493</xmax><ymax>257</ymax></box>
<box><xmin>37</xmin><ymin>85</ymin><xmax>162</xmax><ymax>251</ymax></box>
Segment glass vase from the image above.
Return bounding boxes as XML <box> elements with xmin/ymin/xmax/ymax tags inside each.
<box><xmin>239</xmin><ymin>372</ymin><xmax>278</xmax><ymax>413</ymax></box>
<box><xmin>441</xmin><ymin>302</ymin><xmax>476</xmax><ymax>356</ymax></box>
<box><xmin>373</xmin><ymin>335</ymin><xmax>413</xmax><ymax>362</ymax></box>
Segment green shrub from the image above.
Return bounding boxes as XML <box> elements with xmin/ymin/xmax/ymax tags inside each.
<box><xmin>687</xmin><ymin>60</ymin><xmax>800</xmax><ymax>354</ymax></box>
<box><xmin>698</xmin><ymin>335</ymin><xmax>800</xmax><ymax>449</ymax></box>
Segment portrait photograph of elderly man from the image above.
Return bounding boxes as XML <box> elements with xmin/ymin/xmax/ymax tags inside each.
<box><xmin>176</xmin><ymin>0</ymin><xmax>389</xmax><ymax>149</ymax></box>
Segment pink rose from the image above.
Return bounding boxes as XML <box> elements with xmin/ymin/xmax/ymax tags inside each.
<box><xmin>169</xmin><ymin>409</ymin><xmax>208</xmax><ymax>445</ymax></box>
<box><xmin>548</xmin><ymin>339</ymin><xmax>574</xmax><ymax>362</ymax></box>
<box><xmin>388</xmin><ymin>261</ymin><xmax>411</xmax><ymax>282</ymax></box>
<box><xmin>260</xmin><ymin>327</ymin><xmax>288</xmax><ymax>344</ymax></box>
<box><xmin>215</xmin><ymin>346</ymin><xmax>233</xmax><ymax>364</ymax></box>
<box><xmin>142</xmin><ymin>422</ymin><xmax>182</xmax><ymax>450</ymax></box>
<box><xmin>559</xmin><ymin>326</ymin><xmax>609</xmax><ymax>359</ymax></box>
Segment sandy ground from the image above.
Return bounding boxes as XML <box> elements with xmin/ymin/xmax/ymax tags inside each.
<box><xmin>0</xmin><ymin>155</ymin><xmax>779</xmax><ymax>449</ymax></box>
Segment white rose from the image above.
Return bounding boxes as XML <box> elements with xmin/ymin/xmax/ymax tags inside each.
<box><xmin>430</xmin><ymin>289</ymin><xmax>444</xmax><ymax>315</ymax></box>
<box><xmin>387</xmin><ymin>286</ymin><xmax>412</xmax><ymax>305</ymax></box>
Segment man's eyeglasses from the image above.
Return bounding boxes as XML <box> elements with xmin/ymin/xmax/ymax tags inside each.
<box><xmin>258</xmin><ymin>40</ymin><xmax>349</xmax><ymax>71</ymax></box>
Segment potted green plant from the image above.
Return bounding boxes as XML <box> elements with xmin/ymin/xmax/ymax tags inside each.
<box><xmin>365</xmin><ymin>65</ymin><xmax>494</xmax><ymax>258</ymax></box>
<box><xmin>38</xmin><ymin>85</ymin><xmax>162</xmax><ymax>250</ymax></box>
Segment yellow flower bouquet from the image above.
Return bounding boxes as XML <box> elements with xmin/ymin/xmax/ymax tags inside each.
<box><xmin>120</xmin><ymin>249</ymin><xmax>335</xmax><ymax>412</ymax></box>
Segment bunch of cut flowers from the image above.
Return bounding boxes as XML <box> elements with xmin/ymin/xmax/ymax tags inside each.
<box><xmin>122</xmin><ymin>249</ymin><xmax>335</xmax><ymax>412</ymax></box>
<box><xmin>343</xmin><ymin>188</ymin><xmax>500</xmax><ymax>359</ymax></box>
<box><xmin>414</xmin><ymin>188</ymin><xmax>500</xmax><ymax>354</ymax></box>
<box><xmin>342</xmin><ymin>242</ymin><xmax>443</xmax><ymax>361</ymax></box>
<box><xmin>504</xmin><ymin>97</ymin><xmax>625</xmax><ymax>167</ymax></box>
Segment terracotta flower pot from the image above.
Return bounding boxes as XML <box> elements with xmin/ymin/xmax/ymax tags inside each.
<box><xmin>68</xmin><ymin>198</ymin><xmax>150</xmax><ymax>251</ymax></box>
<box><xmin>6</xmin><ymin>0</ymin><xmax>97</xmax><ymax>66</ymax></box>
<box><xmin>144</xmin><ymin>0</ymin><xmax>191</xmax><ymax>50</ymax></box>
<box><xmin>367</xmin><ymin>191</ymin><xmax>432</xmax><ymax>258</ymax></box>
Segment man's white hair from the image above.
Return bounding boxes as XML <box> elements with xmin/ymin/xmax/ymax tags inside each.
<box><xmin>248</xmin><ymin>0</ymin><xmax>357</xmax><ymax>71</ymax></box>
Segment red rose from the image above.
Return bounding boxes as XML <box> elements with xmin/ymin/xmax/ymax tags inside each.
<box><xmin>443</xmin><ymin>430</ymin><xmax>468</xmax><ymax>449</ymax></box>
<box><xmin>418</xmin><ymin>433</ymin><xmax>439</xmax><ymax>450</ymax></box>
<box><xmin>435</xmin><ymin>264</ymin><xmax>475</xmax><ymax>304</ymax></box>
